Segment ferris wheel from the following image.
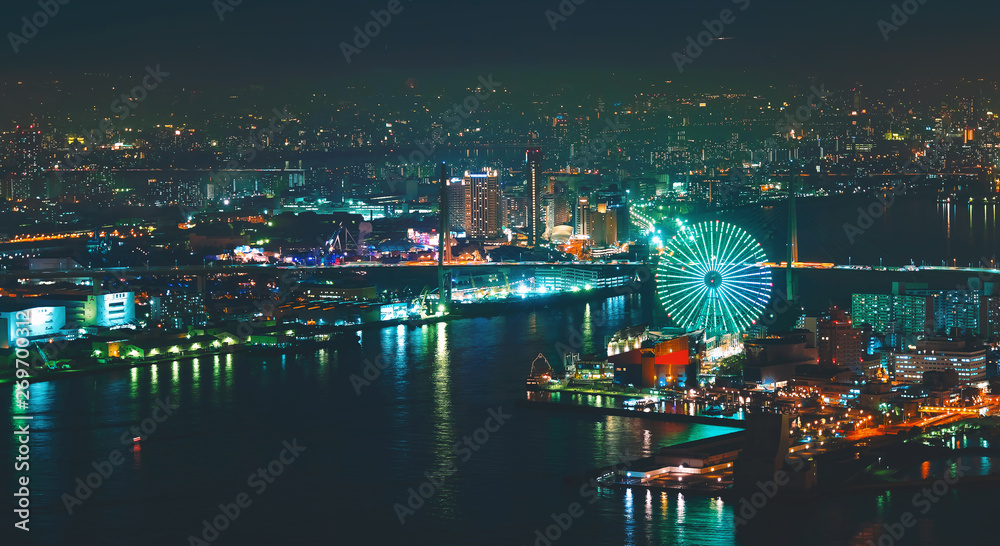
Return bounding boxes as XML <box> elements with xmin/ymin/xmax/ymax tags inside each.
<box><xmin>656</xmin><ymin>221</ymin><xmax>772</xmax><ymax>335</ymax></box>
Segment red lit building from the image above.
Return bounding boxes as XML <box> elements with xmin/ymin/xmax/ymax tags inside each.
<box><xmin>610</xmin><ymin>335</ymin><xmax>689</xmax><ymax>389</ymax></box>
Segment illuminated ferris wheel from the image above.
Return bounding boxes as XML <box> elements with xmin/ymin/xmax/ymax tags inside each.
<box><xmin>656</xmin><ymin>221</ymin><xmax>772</xmax><ymax>335</ymax></box>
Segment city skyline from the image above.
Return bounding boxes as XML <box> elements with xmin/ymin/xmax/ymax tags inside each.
<box><xmin>5</xmin><ymin>1</ymin><xmax>1000</xmax><ymax>545</ymax></box>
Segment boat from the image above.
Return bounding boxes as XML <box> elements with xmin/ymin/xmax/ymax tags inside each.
<box><xmin>623</xmin><ymin>397</ymin><xmax>659</xmax><ymax>410</ymax></box>
<box><xmin>526</xmin><ymin>353</ymin><xmax>553</xmax><ymax>390</ymax></box>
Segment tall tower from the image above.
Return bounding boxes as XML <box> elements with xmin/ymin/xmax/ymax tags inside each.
<box><xmin>526</xmin><ymin>149</ymin><xmax>543</xmax><ymax>246</ymax></box>
<box><xmin>786</xmin><ymin>178</ymin><xmax>798</xmax><ymax>303</ymax></box>
<box><xmin>575</xmin><ymin>196</ymin><xmax>591</xmax><ymax>237</ymax></box>
<box><xmin>438</xmin><ymin>163</ymin><xmax>451</xmax><ymax>314</ymax></box>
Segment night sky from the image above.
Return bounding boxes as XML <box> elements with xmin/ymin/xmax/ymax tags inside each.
<box><xmin>0</xmin><ymin>0</ymin><xmax>994</xmax><ymax>88</ymax></box>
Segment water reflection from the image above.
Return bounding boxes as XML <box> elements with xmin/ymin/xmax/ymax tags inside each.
<box><xmin>191</xmin><ymin>358</ymin><xmax>201</xmax><ymax>404</ymax></box>
<box><xmin>433</xmin><ymin>321</ymin><xmax>453</xmax><ymax>439</ymax></box>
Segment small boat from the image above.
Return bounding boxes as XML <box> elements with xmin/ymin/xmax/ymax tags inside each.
<box><xmin>623</xmin><ymin>397</ymin><xmax>658</xmax><ymax>410</ymax></box>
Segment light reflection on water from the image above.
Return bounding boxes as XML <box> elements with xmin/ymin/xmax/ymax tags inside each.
<box><xmin>4</xmin><ymin>294</ymin><xmax>995</xmax><ymax>545</ymax></box>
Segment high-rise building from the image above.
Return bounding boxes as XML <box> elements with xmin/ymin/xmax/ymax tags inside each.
<box><xmin>447</xmin><ymin>178</ymin><xmax>467</xmax><ymax>232</ymax></box>
<box><xmin>4</xmin><ymin>128</ymin><xmax>42</xmax><ymax>200</ymax></box>
<box><xmin>688</xmin><ymin>177</ymin><xmax>723</xmax><ymax>207</ymax></box>
<box><xmin>542</xmin><ymin>190</ymin><xmax>570</xmax><ymax>240</ymax></box>
<box><xmin>526</xmin><ymin>149</ymin><xmax>543</xmax><ymax>245</ymax></box>
<box><xmin>590</xmin><ymin>204</ymin><xmax>618</xmax><ymax>247</ymax></box>
<box><xmin>9</xmin><ymin>128</ymin><xmax>41</xmax><ymax>170</ymax></box>
<box><xmin>502</xmin><ymin>193</ymin><xmax>527</xmax><ymax>230</ymax></box>
<box><xmin>463</xmin><ymin>170</ymin><xmax>500</xmax><ymax>239</ymax></box>
<box><xmin>903</xmin><ymin>285</ymin><xmax>981</xmax><ymax>335</ymax></box>
<box><xmin>817</xmin><ymin>308</ymin><xmax>866</xmax><ymax>371</ymax></box>
<box><xmin>981</xmin><ymin>294</ymin><xmax>1000</xmax><ymax>341</ymax></box>
<box><xmin>854</xmin><ymin>282</ymin><xmax>987</xmax><ymax>348</ymax></box>
<box><xmin>575</xmin><ymin>196</ymin><xmax>591</xmax><ymax>237</ymax></box>
<box><xmin>851</xmin><ymin>291</ymin><xmax>931</xmax><ymax>349</ymax></box>
<box><xmin>150</xmin><ymin>292</ymin><xmax>208</xmax><ymax>330</ymax></box>
<box><xmin>591</xmin><ymin>186</ymin><xmax>630</xmax><ymax>241</ymax></box>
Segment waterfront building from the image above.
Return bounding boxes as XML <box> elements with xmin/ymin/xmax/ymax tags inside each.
<box><xmin>150</xmin><ymin>292</ymin><xmax>208</xmax><ymax>330</ymax></box>
<box><xmin>0</xmin><ymin>301</ymin><xmax>67</xmax><ymax>349</ymax></box>
<box><xmin>610</xmin><ymin>334</ymin><xmax>689</xmax><ymax>389</ymax></box>
<box><xmin>296</xmin><ymin>282</ymin><xmax>378</xmax><ymax>301</ymax></box>
<box><xmin>607</xmin><ymin>325</ymin><xmax>649</xmax><ymax>356</ymax></box>
<box><xmin>562</xmin><ymin>352</ymin><xmax>614</xmax><ymax>383</ymax></box>
<box><xmin>534</xmin><ymin>267</ymin><xmax>631</xmax><ymax>293</ymax></box>
<box><xmin>36</xmin><ymin>291</ymin><xmax>135</xmax><ymax>329</ymax></box>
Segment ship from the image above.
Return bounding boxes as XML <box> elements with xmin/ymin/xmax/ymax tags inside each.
<box><xmin>526</xmin><ymin>353</ymin><xmax>554</xmax><ymax>390</ymax></box>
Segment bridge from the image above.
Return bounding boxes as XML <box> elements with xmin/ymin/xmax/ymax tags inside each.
<box><xmin>0</xmin><ymin>261</ymin><xmax>649</xmax><ymax>283</ymax></box>
<box><xmin>7</xmin><ymin>260</ymin><xmax>1000</xmax><ymax>281</ymax></box>
<box><xmin>918</xmin><ymin>405</ymin><xmax>990</xmax><ymax>416</ymax></box>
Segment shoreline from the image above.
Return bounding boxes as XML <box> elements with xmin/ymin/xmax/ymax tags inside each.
<box><xmin>2</xmin><ymin>286</ymin><xmax>646</xmax><ymax>386</ymax></box>
<box><xmin>517</xmin><ymin>398</ymin><xmax>747</xmax><ymax>428</ymax></box>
